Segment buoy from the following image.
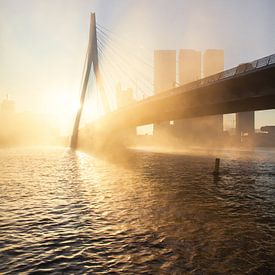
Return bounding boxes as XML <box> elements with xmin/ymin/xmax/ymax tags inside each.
<box><xmin>213</xmin><ymin>158</ymin><xmax>220</xmax><ymax>175</ymax></box>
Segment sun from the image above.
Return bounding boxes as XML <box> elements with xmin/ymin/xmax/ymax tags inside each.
<box><xmin>43</xmin><ymin>83</ymin><xmax>112</xmax><ymax>135</ymax></box>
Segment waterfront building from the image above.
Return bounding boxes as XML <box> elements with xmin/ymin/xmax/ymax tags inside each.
<box><xmin>179</xmin><ymin>49</ymin><xmax>201</xmax><ymax>85</ymax></box>
<box><xmin>236</xmin><ymin>111</ymin><xmax>255</xmax><ymax>136</ymax></box>
<box><xmin>173</xmin><ymin>49</ymin><xmax>224</xmax><ymax>143</ymax></box>
<box><xmin>173</xmin><ymin>50</ymin><xmax>202</xmax><ymax>141</ymax></box>
<box><xmin>201</xmin><ymin>49</ymin><xmax>224</xmax><ymax>137</ymax></box>
<box><xmin>116</xmin><ymin>84</ymin><xmax>136</xmax><ymax>138</ymax></box>
<box><xmin>153</xmin><ymin>50</ymin><xmax>176</xmax><ymax>137</ymax></box>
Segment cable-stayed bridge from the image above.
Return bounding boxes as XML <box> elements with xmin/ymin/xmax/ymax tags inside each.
<box><xmin>71</xmin><ymin>13</ymin><xmax>275</xmax><ymax>149</ymax></box>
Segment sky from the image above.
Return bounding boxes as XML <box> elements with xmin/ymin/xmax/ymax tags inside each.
<box><xmin>0</xmin><ymin>0</ymin><xmax>274</xmax><ymax>134</ymax></box>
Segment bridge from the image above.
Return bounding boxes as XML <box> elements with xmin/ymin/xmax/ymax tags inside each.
<box><xmin>71</xmin><ymin>13</ymin><xmax>275</xmax><ymax>148</ymax></box>
<box><xmin>95</xmin><ymin>55</ymin><xmax>275</xmax><ymax>131</ymax></box>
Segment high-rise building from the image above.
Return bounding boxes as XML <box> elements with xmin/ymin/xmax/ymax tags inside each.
<box><xmin>173</xmin><ymin>50</ymin><xmax>202</xmax><ymax>140</ymax></box>
<box><xmin>202</xmin><ymin>49</ymin><xmax>224</xmax><ymax>136</ymax></box>
<box><xmin>203</xmin><ymin>49</ymin><xmax>224</xmax><ymax>77</ymax></box>
<box><xmin>154</xmin><ymin>50</ymin><xmax>177</xmax><ymax>93</ymax></box>
<box><xmin>153</xmin><ymin>50</ymin><xmax>176</xmax><ymax>136</ymax></box>
<box><xmin>179</xmin><ymin>49</ymin><xmax>201</xmax><ymax>84</ymax></box>
<box><xmin>152</xmin><ymin>49</ymin><xmax>224</xmax><ymax>143</ymax></box>
<box><xmin>115</xmin><ymin>84</ymin><xmax>136</xmax><ymax>138</ymax></box>
<box><xmin>236</xmin><ymin>112</ymin><xmax>255</xmax><ymax>137</ymax></box>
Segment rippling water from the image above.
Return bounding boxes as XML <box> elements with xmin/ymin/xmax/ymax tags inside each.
<box><xmin>0</xmin><ymin>147</ymin><xmax>274</xmax><ymax>274</ymax></box>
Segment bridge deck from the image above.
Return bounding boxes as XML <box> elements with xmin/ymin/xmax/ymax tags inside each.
<box><xmin>93</xmin><ymin>54</ymin><xmax>275</xmax><ymax>132</ymax></box>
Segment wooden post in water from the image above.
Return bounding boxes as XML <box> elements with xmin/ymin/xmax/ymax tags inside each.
<box><xmin>213</xmin><ymin>158</ymin><xmax>220</xmax><ymax>175</ymax></box>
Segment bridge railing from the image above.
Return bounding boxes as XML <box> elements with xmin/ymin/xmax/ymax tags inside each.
<box><xmin>269</xmin><ymin>54</ymin><xmax>275</xmax><ymax>65</ymax></box>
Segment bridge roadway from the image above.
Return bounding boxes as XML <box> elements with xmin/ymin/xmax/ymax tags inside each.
<box><xmin>91</xmin><ymin>54</ymin><xmax>275</xmax><ymax>133</ymax></box>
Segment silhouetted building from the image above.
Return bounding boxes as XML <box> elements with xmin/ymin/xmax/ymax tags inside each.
<box><xmin>235</xmin><ymin>63</ymin><xmax>255</xmax><ymax>140</ymax></box>
<box><xmin>153</xmin><ymin>50</ymin><xmax>176</xmax><ymax>136</ymax></box>
<box><xmin>202</xmin><ymin>49</ymin><xmax>224</xmax><ymax>136</ymax></box>
<box><xmin>236</xmin><ymin>111</ymin><xmax>255</xmax><ymax>137</ymax></box>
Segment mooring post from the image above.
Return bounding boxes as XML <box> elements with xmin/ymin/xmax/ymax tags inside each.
<box><xmin>213</xmin><ymin>158</ymin><xmax>220</xmax><ymax>175</ymax></box>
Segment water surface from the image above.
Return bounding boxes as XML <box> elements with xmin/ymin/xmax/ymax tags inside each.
<box><xmin>0</xmin><ymin>147</ymin><xmax>274</xmax><ymax>274</ymax></box>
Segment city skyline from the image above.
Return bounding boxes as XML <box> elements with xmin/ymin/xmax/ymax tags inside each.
<box><xmin>0</xmin><ymin>0</ymin><xmax>274</xmax><ymax>133</ymax></box>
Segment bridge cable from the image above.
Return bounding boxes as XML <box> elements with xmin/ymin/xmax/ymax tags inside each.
<box><xmin>96</xmin><ymin>24</ymin><xmax>153</xmax><ymax>69</ymax></box>
<box><xmin>96</xmin><ymin>27</ymin><xmax>154</xmax><ymax>88</ymax></box>
<box><xmin>97</xmin><ymin>35</ymin><xmax>153</xmax><ymax>98</ymax></box>
<box><xmin>97</xmin><ymin>43</ymin><xmax>150</xmax><ymax>100</ymax></box>
<box><xmin>97</xmin><ymin>33</ymin><xmax>154</xmax><ymax>92</ymax></box>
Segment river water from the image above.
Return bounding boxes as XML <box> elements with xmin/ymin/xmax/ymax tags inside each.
<box><xmin>0</xmin><ymin>147</ymin><xmax>274</xmax><ymax>274</ymax></box>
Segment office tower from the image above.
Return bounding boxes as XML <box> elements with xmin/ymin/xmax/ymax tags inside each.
<box><xmin>236</xmin><ymin>112</ymin><xmax>255</xmax><ymax>137</ymax></box>
<box><xmin>153</xmin><ymin>50</ymin><xmax>176</xmax><ymax>136</ymax></box>
<box><xmin>179</xmin><ymin>49</ymin><xmax>201</xmax><ymax>84</ymax></box>
<box><xmin>202</xmin><ymin>49</ymin><xmax>224</xmax><ymax>136</ymax></box>
<box><xmin>203</xmin><ymin>49</ymin><xmax>224</xmax><ymax>77</ymax></box>
<box><xmin>116</xmin><ymin>84</ymin><xmax>136</xmax><ymax>137</ymax></box>
<box><xmin>173</xmin><ymin>50</ymin><xmax>202</xmax><ymax>140</ymax></box>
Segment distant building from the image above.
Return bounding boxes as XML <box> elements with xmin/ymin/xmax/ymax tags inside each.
<box><xmin>202</xmin><ymin>49</ymin><xmax>224</xmax><ymax>136</ymax></box>
<box><xmin>154</xmin><ymin>50</ymin><xmax>177</xmax><ymax>93</ymax></box>
<box><xmin>179</xmin><ymin>49</ymin><xmax>201</xmax><ymax>84</ymax></box>
<box><xmin>0</xmin><ymin>96</ymin><xmax>15</xmax><ymax>116</ymax></box>
<box><xmin>236</xmin><ymin>111</ymin><xmax>255</xmax><ymax>137</ymax></box>
<box><xmin>235</xmin><ymin>63</ymin><xmax>255</xmax><ymax>140</ymax></box>
<box><xmin>116</xmin><ymin>84</ymin><xmax>136</xmax><ymax>138</ymax></box>
<box><xmin>253</xmin><ymin>125</ymin><xmax>275</xmax><ymax>147</ymax></box>
<box><xmin>173</xmin><ymin>50</ymin><xmax>202</xmax><ymax>140</ymax></box>
<box><xmin>116</xmin><ymin>84</ymin><xmax>135</xmax><ymax>108</ymax></box>
<box><xmin>203</xmin><ymin>49</ymin><xmax>224</xmax><ymax>78</ymax></box>
<box><xmin>172</xmin><ymin>49</ymin><xmax>224</xmax><ymax>143</ymax></box>
<box><xmin>152</xmin><ymin>49</ymin><xmax>225</xmax><ymax>143</ymax></box>
<box><xmin>260</xmin><ymin>126</ymin><xmax>275</xmax><ymax>134</ymax></box>
<box><xmin>153</xmin><ymin>50</ymin><xmax>176</xmax><ymax>137</ymax></box>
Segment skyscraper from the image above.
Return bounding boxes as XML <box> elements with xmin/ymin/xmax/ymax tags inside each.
<box><xmin>234</xmin><ymin>62</ymin><xmax>255</xmax><ymax>140</ymax></box>
<box><xmin>179</xmin><ymin>49</ymin><xmax>201</xmax><ymax>84</ymax></box>
<box><xmin>153</xmin><ymin>50</ymin><xmax>176</xmax><ymax>136</ymax></box>
<box><xmin>173</xmin><ymin>50</ymin><xmax>202</xmax><ymax>140</ymax></box>
<box><xmin>202</xmin><ymin>49</ymin><xmax>224</xmax><ymax>136</ymax></box>
<box><xmin>115</xmin><ymin>84</ymin><xmax>136</xmax><ymax>137</ymax></box>
<box><xmin>236</xmin><ymin>112</ymin><xmax>255</xmax><ymax>137</ymax></box>
<box><xmin>203</xmin><ymin>49</ymin><xmax>224</xmax><ymax>78</ymax></box>
<box><xmin>154</xmin><ymin>50</ymin><xmax>177</xmax><ymax>93</ymax></box>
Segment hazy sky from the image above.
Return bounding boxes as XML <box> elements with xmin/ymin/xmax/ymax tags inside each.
<box><xmin>0</xmin><ymin>0</ymin><xmax>274</xmax><ymax>133</ymax></box>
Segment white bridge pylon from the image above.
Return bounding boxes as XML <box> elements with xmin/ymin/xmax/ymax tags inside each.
<box><xmin>71</xmin><ymin>13</ymin><xmax>110</xmax><ymax>149</ymax></box>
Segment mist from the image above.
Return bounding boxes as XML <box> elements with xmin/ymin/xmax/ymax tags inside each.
<box><xmin>0</xmin><ymin>98</ymin><xmax>64</xmax><ymax>147</ymax></box>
